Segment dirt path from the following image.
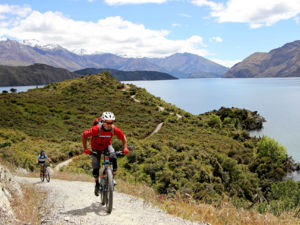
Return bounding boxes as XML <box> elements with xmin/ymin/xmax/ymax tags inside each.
<box><xmin>148</xmin><ymin>122</ymin><xmax>164</xmax><ymax>138</ymax></box>
<box><xmin>16</xmin><ymin>176</ymin><xmax>205</xmax><ymax>225</ymax></box>
<box><xmin>52</xmin><ymin>158</ymin><xmax>74</xmax><ymax>174</ymax></box>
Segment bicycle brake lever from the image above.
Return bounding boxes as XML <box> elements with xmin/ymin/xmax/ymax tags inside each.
<box><xmin>116</xmin><ymin>151</ymin><xmax>124</xmax><ymax>156</ymax></box>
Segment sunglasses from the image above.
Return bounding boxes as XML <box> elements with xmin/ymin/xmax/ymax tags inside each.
<box><xmin>105</xmin><ymin>121</ymin><xmax>114</xmax><ymax>125</ymax></box>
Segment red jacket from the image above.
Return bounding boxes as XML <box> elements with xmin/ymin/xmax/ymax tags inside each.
<box><xmin>82</xmin><ymin>124</ymin><xmax>125</xmax><ymax>151</ymax></box>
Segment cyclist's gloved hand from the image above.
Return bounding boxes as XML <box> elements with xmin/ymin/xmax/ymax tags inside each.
<box><xmin>123</xmin><ymin>148</ymin><xmax>129</xmax><ymax>155</ymax></box>
<box><xmin>84</xmin><ymin>148</ymin><xmax>92</xmax><ymax>155</ymax></box>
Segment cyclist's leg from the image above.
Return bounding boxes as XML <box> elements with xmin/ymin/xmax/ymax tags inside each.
<box><xmin>107</xmin><ymin>145</ymin><xmax>117</xmax><ymax>175</ymax></box>
<box><xmin>40</xmin><ymin>163</ymin><xmax>44</xmax><ymax>175</ymax></box>
<box><xmin>92</xmin><ymin>150</ymin><xmax>101</xmax><ymax>196</ymax></box>
<box><xmin>92</xmin><ymin>149</ymin><xmax>101</xmax><ymax>181</ymax></box>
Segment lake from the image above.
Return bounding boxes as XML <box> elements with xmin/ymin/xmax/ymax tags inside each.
<box><xmin>0</xmin><ymin>85</ymin><xmax>44</xmax><ymax>93</ymax></box>
<box><xmin>124</xmin><ymin>78</ymin><xmax>300</xmax><ymax>166</ymax></box>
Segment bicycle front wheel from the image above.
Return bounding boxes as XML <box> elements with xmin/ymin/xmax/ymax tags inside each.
<box><xmin>40</xmin><ymin>172</ymin><xmax>44</xmax><ymax>182</ymax></box>
<box><xmin>100</xmin><ymin>181</ymin><xmax>106</xmax><ymax>206</ymax></box>
<box><xmin>105</xmin><ymin>169</ymin><xmax>114</xmax><ymax>213</ymax></box>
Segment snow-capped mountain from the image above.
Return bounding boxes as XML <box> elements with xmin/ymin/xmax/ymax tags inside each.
<box><xmin>0</xmin><ymin>38</ymin><xmax>228</xmax><ymax>77</ymax></box>
<box><xmin>22</xmin><ymin>39</ymin><xmax>63</xmax><ymax>51</ymax></box>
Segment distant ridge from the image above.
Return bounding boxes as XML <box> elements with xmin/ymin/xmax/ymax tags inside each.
<box><xmin>224</xmin><ymin>40</ymin><xmax>300</xmax><ymax>78</ymax></box>
<box><xmin>0</xmin><ymin>63</ymin><xmax>80</xmax><ymax>86</ymax></box>
<box><xmin>74</xmin><ymin>68</ymin><xmax>177</xmax><ymax>81</ymax></box>
<box><xmin>148</xmin><ymin>53</ymin><xmax>228</xmax><ymax>78</ymax></box>
<box><xmin>0</xmin><ymin>39</ymin><xmax>228</xmax><ymax>78</ymax></box>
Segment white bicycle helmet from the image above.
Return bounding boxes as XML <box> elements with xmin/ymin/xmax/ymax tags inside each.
<box><xmin>102</xmin><ymin>112</ymin><xmax>115</xmax><ymax>121</ymax></box>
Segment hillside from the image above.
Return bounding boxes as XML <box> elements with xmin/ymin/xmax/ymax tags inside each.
<box><xmin>0</xmin><ymin>63</ymin><xmax>82</xmax><ymax>86</ymax></box>
<box><xmin>0</xmin><ymin>72</ymin><xmax>299</xmax><ymax>220</ymax></box>
<box><xmin>74</xmin><ymin>68</ymin><xmax>177</xmax><ymax>81</ymax></box>
<box><xmin>0</xmin><ymin>39</ymin><xmax>228</xmax><ymax>78</ymax></box>
<box><xmin>224</xmin><ymin>40</ymin><xmax>300</xmax><ymax>78</ymax></box>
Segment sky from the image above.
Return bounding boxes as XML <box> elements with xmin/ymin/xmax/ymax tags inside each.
<box><xmin>0</xmin><ymin>0</ymin><xmax>300</xmax><ymax>67</ymax></box>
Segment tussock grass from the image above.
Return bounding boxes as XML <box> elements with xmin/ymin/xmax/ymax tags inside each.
<box><xmin>11</xmin><ymin>183</ymin><xmax>50</xmax><ymax>225</ymax></box>
<box><xmin>115</xmin><ymin>179</ymin><xmax>300</xmax><ymax>225</ymax></box>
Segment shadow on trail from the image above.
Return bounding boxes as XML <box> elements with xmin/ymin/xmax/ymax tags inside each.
<box><xmin>31</xmin><ymin>180</ymin><xmax>47</xmax><ymax>185</ymax></box>
<box><xmin>60</xmin><ymin>202</ymin><xmax>110</xmax><ymax>216</ymax></box>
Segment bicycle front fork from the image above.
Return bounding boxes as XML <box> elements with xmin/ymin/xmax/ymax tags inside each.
<box><xmin>99</xmin><ymin>173</ymin><xmax>106</xmax><ymax>191</ymax></box>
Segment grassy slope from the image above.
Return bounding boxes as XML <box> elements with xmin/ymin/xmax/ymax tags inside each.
<box><xmin>0</xmin><ymin>73</ymin><xmax>298</xmax><ymax>217</ymax></box>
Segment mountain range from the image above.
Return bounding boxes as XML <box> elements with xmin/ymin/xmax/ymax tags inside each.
<box><xmin>0</xmin><ymin>64</ymin><xmax>81</xmax><ymax>86</ymax></box>
<box><xmin>0</xmin><ymin>39</ymin><xmax>228</xmax><ymax>78</ymax></box>
<box><xmin>0</xmin><ymin>64</ymin><xmax>177</xmax><ymax>86</ymax></box>
<box><xmin>2</xmin><ymin>39</ymin><xmax>300</xmax><ymax>79</ymax></box>
<box><xmin>224</xmin><ymin>40</ymin><xmax>300</xmax><ymax>78</ymax></box>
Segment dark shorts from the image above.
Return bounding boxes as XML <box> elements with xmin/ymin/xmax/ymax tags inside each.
<box><xmin>91</xmin><ymin>145</ymin><xmax>116</xmax><ymax>169</ymax></box>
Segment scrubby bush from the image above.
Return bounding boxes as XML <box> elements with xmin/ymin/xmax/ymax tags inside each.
<box><xmin>208</xmin><ymin>114</ymin><xmax>222</xmax><ymax>128</ymax></box>
<box><xmin>258</xmin><ymin>180</ymin><xmax>300</xmax><ymax>216</ymax></box>
<box><xmin>257</xmin><ymin>136</ymin><xmax>287</xmax><ymax>163</ymax></box>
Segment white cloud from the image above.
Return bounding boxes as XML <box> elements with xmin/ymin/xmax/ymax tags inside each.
<box><xmin>210</xmin><ymin>36</ymin><xmax>223</xmax><ymax>43</ymax></box>
<box><xmin>191</xmin><ymin>0</ymin><xmax>223</xmax><ymax>11</ymax></box>
<box><xmin>209</xmin><ymin>58</ymin><xmax>241</xmax><ymax>68</ymax></box>
<box><xmin>191</xmin><ymin>0</ymin><xmax>300</xmax><ymax>28</ymax></box>
<box><xmin>180</xmin><ymin>13</ymin><xmax>192</xmax><ymax>18</ymax></box>
<box><xmin>0</xmin><ymin>5</ymin><xmax>207</xmax><ymax>58</ymax></box>
<box><xmin>0</xmin><ymin>36</ymin><xmax>8</xmax><ymax>41</ymax></box>
<box><xmin>105</xmin><ymin>0</ymin><xmax>167</xmax><ymax>5</ymax></box>
<box><xmin>0</xmin><ymin>4</ymin><xmax>32</xmax><ymax>19</ymax></box>
<box><xmin>172</xmin><ymin>23</ymin><xmax>181</xmax><ymax>27</ymax></box>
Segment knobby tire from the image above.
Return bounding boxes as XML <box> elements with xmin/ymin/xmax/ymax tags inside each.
<box><xmin>40</xmin><ymin>173</ymin><xmax>44</xmax><ymax>182</ymax></box>
<box><xmin>106</xmin><ymin>168</ymin><xmax>114</xmax><ymax>213</ymax></box>
<box><xmin>100</xmin><ymin>177</ymin><xmax>106</xmax><ymax>206</ymax></box>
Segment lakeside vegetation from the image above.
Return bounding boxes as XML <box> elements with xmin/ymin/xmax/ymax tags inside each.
<box><xmin>0</xmin><ymin>72</ymin><xmax>299</xmax><ymax>223</ymax></box>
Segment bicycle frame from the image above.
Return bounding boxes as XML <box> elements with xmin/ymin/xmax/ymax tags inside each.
<box><xmin>39</xmin><ymin>162</ymin><xmax>50</xmax><ymax>182</ymax></box>
<box><xmin>97</xmin><ymin>149</ymin><xmax>124</xmax><ymax>213</ymax></box>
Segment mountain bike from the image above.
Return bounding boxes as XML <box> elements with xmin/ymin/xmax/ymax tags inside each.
<box><xmin>99</xmin><ymin>150</ymin><xmax>124</xmax><ymax>213</ymax></box>
<box><xmin>40</xmin><ymin>162</ymin><xmax>50</xmax><ymax>182</ymax></box>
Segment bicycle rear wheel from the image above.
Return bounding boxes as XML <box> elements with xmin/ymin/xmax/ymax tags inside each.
<box><xmin>105</xmin><ymin>168</ymin><xmax>114</xmax><ymax>213</ymax></box>
<box><xmin>45</xmin><ymin>168</ymin><xmax>50</xmax><ymax>182</ymax></box>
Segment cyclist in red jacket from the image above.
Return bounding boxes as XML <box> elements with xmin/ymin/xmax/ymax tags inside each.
<box><xmin>82</xmin><ymin>112</ymin><xmax>129</xmax><ymax>196</ymax></box>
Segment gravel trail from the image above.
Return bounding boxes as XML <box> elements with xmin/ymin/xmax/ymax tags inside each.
<box><xmin>17</xmin><ymin>176</ymin><xmax>205</xmax><ymax>225</ymax></box>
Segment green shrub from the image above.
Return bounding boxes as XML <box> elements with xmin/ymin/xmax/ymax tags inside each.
<box><xmin>258</xmin><ymin>180</ymin><xmax>300</xmax><ymax>215</ymax></box>
<box><xmin>257</xmin><ymin>136</ymin><xmax>287</xmax><ymax>163</ymax></box>
<box><xmin>208</xmin><ymin>114</ymin><xmax>222</xmax><ymax>128</ymax></box>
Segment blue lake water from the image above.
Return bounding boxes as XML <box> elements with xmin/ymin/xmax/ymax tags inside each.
<box><xmin>0</xmin><ymin>85</ymin><xmax>44</xmax><ymax>93</ymax></box>
<box><xmin>125</xmin><ymin>78</ymin><xmax>300</xmax><ymax>166</ymax></box>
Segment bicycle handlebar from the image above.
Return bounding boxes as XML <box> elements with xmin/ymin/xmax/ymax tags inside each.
<box><xmin>91</xmin><ymin>150</ymin><xmax>128</xmax><ymax>157</ymax></box>
<box><xmin>115</xmin><ymin>151</ymin><xmax>125</xmax><ymax>157</ymax></box>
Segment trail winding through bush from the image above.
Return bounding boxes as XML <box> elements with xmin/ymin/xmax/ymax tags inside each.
<box><xmin>15</xmin><ymin>84</ymin><xmax>194</xmax><ymax>225</ymax></box>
